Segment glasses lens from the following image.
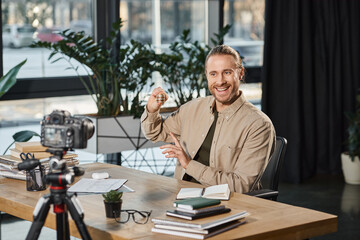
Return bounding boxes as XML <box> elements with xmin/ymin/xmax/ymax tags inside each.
<box><xmin>133</xmin><ymin>210</ymin><xmax>151</xmax><ymax>224</ymax></box>
<box><xmin>115</xmin><ymin>211</ymin><xmax>130</xmax><ymax>223</ymax></box>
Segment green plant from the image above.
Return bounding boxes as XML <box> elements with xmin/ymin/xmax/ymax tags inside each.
<box><xmin>3</xmin><ymin>130</ymin><xmax>40</xmax><ymax>155</ymax></box>
<box><xmin>0</xmin><ymin>59</ymin><xmax>27</xmax><ymax>98</ymax></box>
<box><xmin>346</xmin><ymin>92</ymin><xmax>360</xmax><ymax>161</ymax></box>
<box><xmin>32</xmin><ymin>19</ymin><xmax>159</xmax><ymax>117</ymax></box>
<box><xmin>158</xmin><ymin>25</ymin><xmax>231</xmax><ymax>106</ymax></box>
<box><xmin>102</xmin><ymin>190</ymin><xmax>123</xmax><ymax>203</ymax></box>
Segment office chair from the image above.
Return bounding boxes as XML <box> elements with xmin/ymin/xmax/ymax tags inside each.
<box><xmin>245</xmin><ymin>136</ymin><xmax>287</xmax><ymax>201</ymax></box>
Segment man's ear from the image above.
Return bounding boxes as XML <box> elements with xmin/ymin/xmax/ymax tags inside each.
<box><xmin>239</xmin><ymin>67</ymin><xmax>245</xmax><ymax>80</ymax></box>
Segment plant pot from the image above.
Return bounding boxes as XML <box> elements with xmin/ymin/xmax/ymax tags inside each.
<box><xmin>341</xmin><ymin>153</ymin><xmax>360</xmax><ymax>185</ymax></box>
<box><xmin>104</xmin><ymin>200</ymin><xmax>122</xmax><ymax>218</ymax></box>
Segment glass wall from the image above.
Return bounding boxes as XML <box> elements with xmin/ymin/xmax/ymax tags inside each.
<box><xmin>2</xmin><ymin>0</ymin><xmax>92</xmax><ymax>77</ymax></box>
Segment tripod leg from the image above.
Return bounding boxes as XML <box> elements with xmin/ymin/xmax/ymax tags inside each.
<box><xmin>64</xmin><ymin>194</ymin><xmax>92</xmax><ymax>240</ymax></box>
<box><xmin>55</xmin><ymin>210</ymin><xmax>70</xmax><ymax>240</ymax></box>
<box><xmin>26</xmin><ymin>195</ymin><xmax>52</xmax><ymax>240</ymax></box>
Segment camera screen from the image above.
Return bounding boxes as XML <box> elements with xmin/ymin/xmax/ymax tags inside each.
<box><xmin>44</xmin><ymin>127</ymin><xmax>66</xmax><ymax>146</ymax></box>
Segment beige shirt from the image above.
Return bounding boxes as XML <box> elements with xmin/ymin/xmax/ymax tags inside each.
<box><xmin>141</xmin><ymin>92</ymin><xmax>276</xmax><ymax>193</ymax></box>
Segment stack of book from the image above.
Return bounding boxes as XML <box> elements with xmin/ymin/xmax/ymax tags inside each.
<box><xmin>10</xmin><ymin>142</ymin><xmax>78</xmax><ymax>162</ymax></box>
<box><xmin>151</xmin><ymin>184</ymin><xmax>249</xmax><ymax>239</ymax></box>
<box><xmin>152</xmin><ymin>210</ymin><xmax>249</xmax><ymax>239</ymax></box>
<box><xmin>0</xmin><ymin>155</ymin><xmax>26</xmax><ymax>180</ymax></box>
<box><xmin>168</xmin><ymin>197</ymin><xmax>231</xmax><ymax>220</ymax></box>
<box><xmin>0</xmin><ymin>141</ymin><xmax>79</xmax><ymax>180</ymax></box>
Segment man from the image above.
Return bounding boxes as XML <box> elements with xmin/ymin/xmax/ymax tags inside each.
<box><xmin>141</xmin><ymin>45</ymin><xmax>275</xmax><ymax>193</ymax></box>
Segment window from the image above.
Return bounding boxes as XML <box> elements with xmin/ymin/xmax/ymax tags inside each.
<box><xmin>0</xmin><ymin>0</ymin><xmax>265</xmax><ymax>114</ymax></box>
<box><xmin>2</xmin><ymin>0</ymin><xmax>92</xmax><ymax>77</ymax></box>
<box><xmin>119</xmin><ymin>0</ymin><xmax>206</xmax><ymax>46</ymax></box>
<box><xmin>223</xmin><ymin>0</ymin><xmax>265</xmax><ymax>67</ymax></box>
<box><xmin>223</xmin><ymin>0</ymin><xmax>265</xmax><ymax>104</ymax></box>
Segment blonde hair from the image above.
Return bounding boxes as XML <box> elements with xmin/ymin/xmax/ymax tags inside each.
<box><xmin>205</xmin><ymin>45</ymin><xmax>243</xmax><ymax>69</ymax></box>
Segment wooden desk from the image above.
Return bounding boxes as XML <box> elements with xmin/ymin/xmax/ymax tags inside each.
<box><xmin>0</xmin><ymin>163</ymin><xmax>337</xmax><ymax>240</ymax></box>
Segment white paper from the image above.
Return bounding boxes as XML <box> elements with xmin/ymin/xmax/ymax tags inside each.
<box><xmin>203</xmin><ymin>184</ymin><xmax>230</xmax><ymax>199</ymax></box>
<box><xmin>68</xmin><ymin>178</ymin><xmax>127</xmax><ymax>193</ymax></box>
<box><xmin>176</xmin><ymin>188</ymin><xmax>203</xmax><ymax>199</ymax></box>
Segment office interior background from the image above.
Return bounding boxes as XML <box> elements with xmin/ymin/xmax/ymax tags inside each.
<box><xmin>0</xmin><ymin>0</ymin><xmax>359</xmax><ymax>239</ymax></box>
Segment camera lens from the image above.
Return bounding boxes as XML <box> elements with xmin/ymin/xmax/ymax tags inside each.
<box><xmin>83</xmin><ymin>118</ymin><xmax>95</xmax><ymax>140</ymax></box>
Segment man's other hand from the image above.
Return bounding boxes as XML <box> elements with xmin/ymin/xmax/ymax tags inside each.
<box><xmin>160</xmin><ymin>132</ymin><xmax>191</xmax><ymax>169</ymax></box>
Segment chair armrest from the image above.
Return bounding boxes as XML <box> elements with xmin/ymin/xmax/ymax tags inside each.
<box><xmin>244</xmin><ymin>189</ymin><xmax>279</xmax><ymax>200</ymax></box>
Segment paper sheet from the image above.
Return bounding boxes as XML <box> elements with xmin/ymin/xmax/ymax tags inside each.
<box><xmin>68</xmin><ymin>178</ymin><xmax>127</xmax><ymax>193</ymax></box>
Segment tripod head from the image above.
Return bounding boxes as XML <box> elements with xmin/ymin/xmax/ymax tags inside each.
<box><xmin>18</xmin><ymin>147</ymin><xmax>84</xmax><ymax>187</ymax></box>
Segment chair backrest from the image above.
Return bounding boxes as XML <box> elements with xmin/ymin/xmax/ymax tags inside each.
<box><xmin>260</xmin><ymin>136</ymin><xmax>287</xmax><ymax>191</ymax></box>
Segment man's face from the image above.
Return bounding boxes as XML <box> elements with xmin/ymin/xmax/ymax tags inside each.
<box><xmin>206</xmin><ymin>54</ymin><xmax>243</xmax><ymax>110</ymax></box>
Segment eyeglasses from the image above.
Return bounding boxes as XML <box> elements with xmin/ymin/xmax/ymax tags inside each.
<box><xmin>114</xmin><ymin>209</ymin><xmax>152</xmax><ymax>224</ymax></box>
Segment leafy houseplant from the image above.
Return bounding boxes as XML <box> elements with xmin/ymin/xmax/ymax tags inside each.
<box><xmin>32</xmin><ymin>19</ymin><xmax>159</xmax><ymax>118</ymax></box>
<box><xmin>158</xmin><ymin>25</ymin><xmax>231</xmax><ymax>107</ymax></box>
<box><xmin>346</xmin><ymin>93</ymin><xmax>360</xmax><ymax>161</ymax></box>
<box><xmin>102</xmin><ymin>190</ymin><xmax>123</xmax><ymax>218</ymax></box>
<box><xmin>341</xmin><ymin>92</ymin><xmax>360</xmax><ymax>184</ymax></box>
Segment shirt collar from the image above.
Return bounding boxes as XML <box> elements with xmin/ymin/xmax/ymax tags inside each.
<box><xmin>208</xmin><ymin>91</ymin><xmax>246</xmax><ymax>119</ymax></box>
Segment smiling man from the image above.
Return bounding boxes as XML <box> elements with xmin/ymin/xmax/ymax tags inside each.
<box><xmin>141</xmin><ymin>45</ymin><xmax>275</xmax><ymax>193</ymax></box>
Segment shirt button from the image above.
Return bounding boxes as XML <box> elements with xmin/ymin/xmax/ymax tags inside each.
<box><xmin>202</xmin><ymin>134</ymin><xmax>205</xmax><ymax>137</ymax></box>
<box><xmin>192</xmin><ymin>151</ymin><xmax>195</xmax><ymax>155</ymax></box>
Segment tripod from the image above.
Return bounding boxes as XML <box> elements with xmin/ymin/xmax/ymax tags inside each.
<box><xmin>19</xmin><ymin>148</ymin><xmax>92</xmax><ymax>240</ymax></box>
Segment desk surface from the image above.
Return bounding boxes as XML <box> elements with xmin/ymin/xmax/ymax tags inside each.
<box><xmin>0</xmin><ymin>163</ymin><xmax>337</xmax><ymax>240</ymax></box>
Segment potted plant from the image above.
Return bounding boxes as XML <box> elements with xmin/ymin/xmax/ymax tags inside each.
<box><xmin>342</xmin><ymin>92</ymin><xmax>360</xmax><ymax>184</ymax></box>
<box><xmin>157</xmin><ymin>25</ymin><xmax>231</xmax><ymax>107</ymax></box>
<box><xmin>102</xmin><ymin>190</ymin><xmax>123</xmax><ymax>218</ymax></box>
<box><xmin>31</xmin><ymin>19</ymin><xmax>162</xmax><ymax>154</ymax></box>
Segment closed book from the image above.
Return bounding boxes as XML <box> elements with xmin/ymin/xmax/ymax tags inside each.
<box><xmin>152</xmin><ymin>219</ymin><xmax>246</xmax><ymax>239</ymax></box>
<box><xmin>173</xmin><ymin>197</ymin><xmax>220</xmax><ymax>210</ymax></box>
<box><xmin>0</xmin><ymin>155</ymin><xmax>23</xmax><ymax>167</ymax></box>
<box><xmin>10</xmin><ymin>148</ymin><xmax>78</xmax><ymax>160</ymax></box>
<box><xmin>14</xmin><ymin>142</ymin><xmax>48</xmax><ymax>152</ymax></box>
<box><xmin>176</xmin><ymin>205</ymin><xmax>226</xmax><ymax>214</ymax></box>
<box><xmin>166</xmin><ymin>208</ymin><xmax>231</xmax><ymax>220</ymax></box>
<box><xmin>153</xmin><ymin>224</ymin><xmax>209</xmax><ymax>234</ymax></box>
<box><xmin>10</xmin><ymin>148</ymin><xmax>51</xmax><ymax>159</ymax></box>
<box><xmin>152</xmin><ymin>211</ymin><xmax>249</xmax><ymax>230</ymax></box>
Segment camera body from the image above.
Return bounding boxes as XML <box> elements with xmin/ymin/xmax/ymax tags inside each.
<box><xmin>41</xmin><ymin>110</ymin><xmax>94</xmax><ymax>149</ymax></box>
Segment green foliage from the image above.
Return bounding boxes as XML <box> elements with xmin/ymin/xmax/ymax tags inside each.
<box><xmin>157</xmin><ymin>25</ymin><xmax>231</xmax><ymax>106</ymax></box>
<box><xmin>13</xmin><ymin>130</ymin><xmax>40</xmax><ymax>142</ymax></box>
<box><xmin>346</xmin><ymin>93</ymin><xmax>360</xmax><ymax>161</ymax></box>
<box><xmin>102</xmin><ymin>190</ymin><xmax>123</xmax><ymax>203</ymax></box>
<box><xmin>0</xmin><ymin>59</ymin><xmax>27</xmax><ymax>98</ymax></box>
<box><xmin>3</xmin><ymin>130</ymin><xmax>40</xmax><ymax>155</ymax></box>
<box><xmin>32</xmin><ymin>19</ymin><xmax>159</xmax><ymax>117</ymax></box>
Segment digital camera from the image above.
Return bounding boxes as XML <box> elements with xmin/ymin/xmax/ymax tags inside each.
<box><xmin>40</xmin><ymin>110</ymin><xmax>94</xmax><ymax>149</ymax></box>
